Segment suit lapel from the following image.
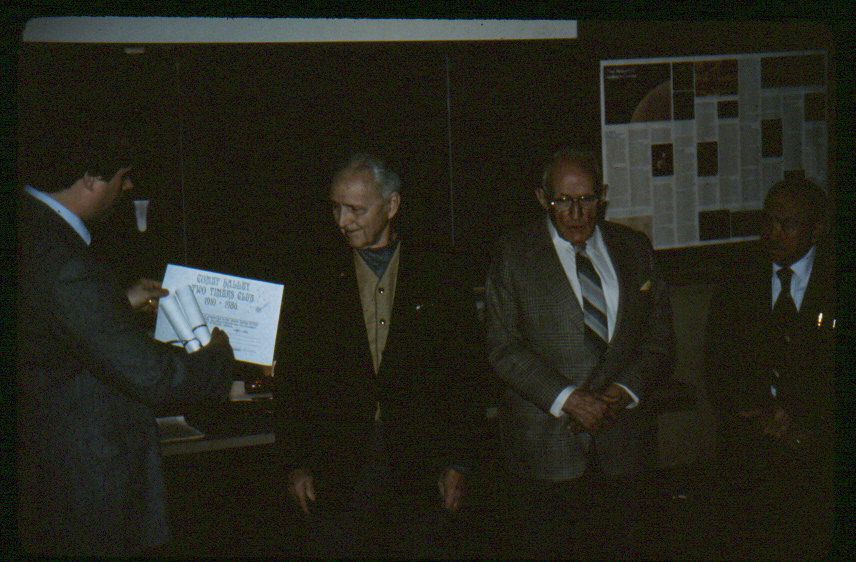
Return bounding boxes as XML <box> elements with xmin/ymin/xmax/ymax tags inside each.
<box><xmin>756</xmin><ymin>260</ymin><xmax>773</xmax><ymax>323</ymax></box>
<box><xmin>599</xmin><ymin>223</ymin><xmax>630</xmax><ymax>337</ymax></box>
<box><xmin>530</xmin><ymin>217</ymin><xmax>585</xmax><ymax>332</ymax></box>
<box><xmin>798</xmin><ymin>248</ymin><xmax>832</xmax><ymax>326</ymax></box>
<box><xmin>375</xmin><ymin>240</ymin><xmax>411</xmax><ymax>376</ymax></box>
<box><xmin>383</xmin><ymin>244</ymin><xmax>408</xmax><ymax>373</ymax></box>
<box><xmin>744</xmin><ymin>256</ymin><xmax>775</xmax><ymax>353</ymax></box>
<box><xmin>331</xmin><ymin>249</ymin><xmax>376</xmax><ymax>370</ymax></box>
<box><xmin>800</xmin><ymin>275</ymin><xmax>822</xmax><ymax>323</ymax></box>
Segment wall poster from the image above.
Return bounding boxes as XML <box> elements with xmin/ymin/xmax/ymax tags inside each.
<box><xmin>600</xmin><ymin>51</ymin><xmax>827</xmax><ymax>249</ymax></box>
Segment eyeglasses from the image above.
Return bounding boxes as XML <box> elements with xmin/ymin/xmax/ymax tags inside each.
<box><xmin>548</xmin><ymin>194</ymin><xmax>600</xmax><ymax>211</ymax></box>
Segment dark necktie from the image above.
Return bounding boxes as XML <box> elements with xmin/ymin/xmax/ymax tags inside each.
<box><xmin>773</xmin><ymin>267</ymin><xmax>798</xmax><ymax>328</ymax></box>
<box><xmin>770</xmin><ymin>267</ymin><xmax>798</xmax><ymax>392</ymax></box>
<box><xmin>576</xmin><ymin>244</ymin><xmax>609</xmax><ymax>353</ymax></box>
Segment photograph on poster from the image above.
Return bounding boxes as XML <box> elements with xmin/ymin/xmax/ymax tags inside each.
<box><xmin>761</xmin><ymin>118</ymin><xmax>783</xmax><ymax>158</ymax></box>
<box><xmin>652</xmin><ymin>143</ymin><xmax>674</xmax><ymax>176</ymax></box>
<box><xmin>717</xmin><ymin>100</ymin><xmax>739</xmax><ymax>119</ymax></box>
<box><xmin>761</xmin><ymin>53</ymin><xmax>825</xmax><ymax>88</ymax></box>
<box><xmin>602</xmin><ymin>63</ymin><xmax>672</xmax><ymax>124</ymax></box>
<box><xmin>697</xmin><ymin>141</ymin><xmax>718</xmax><ymax>176</ymax></box>
<box><xmin>694</xmin><ymin>59</ymin><xmax>738</xmax><ymax>97</ymax></box>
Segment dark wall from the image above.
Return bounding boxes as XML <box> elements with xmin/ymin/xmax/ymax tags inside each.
<box><xmin>16</xmin><ymin>21</ymin><xmax>837</xmax><ymax>289</ymax></box>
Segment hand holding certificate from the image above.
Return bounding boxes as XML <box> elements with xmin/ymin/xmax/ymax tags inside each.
<box><xmin>159</xmin><ymin>292</ymin><xmax>205</xmax><ymax>352</ymax></box>
<box><xmin>154</xmin><ymin>265</ymin><xmax>284</xmax><ymax>365</ymax></box>
<box><xmin>176</xmin><ymin>285</ymin><xmax>211</xmax><ymax>345</ymax></box>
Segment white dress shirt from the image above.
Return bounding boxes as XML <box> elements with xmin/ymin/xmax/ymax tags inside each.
<box><xmin>545</xmin><ymin>220</ymin><xmax>639</xmax><ymax>417</ymax></box>
<box><xmin>25</xmin><ymin>185</ymin><xmax>91</xmax><ymax>245</ymax></box>
<box><xmin>772</xmin><ymin>245</ymin><xmax>815</xmax><ymax>312</ymax></box>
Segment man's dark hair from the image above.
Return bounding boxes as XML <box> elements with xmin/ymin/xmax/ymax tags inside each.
<box><xmin>764</xmin><ymin>176</ymin><xmax>829</xmax><ymax>229</ymax></box>
<box><xmin>19</xmin><ymin>115</ymin><xmax>137</xmax><ymax>193</ymax></box>
<box><xmin>541</xmin><ymin>148</ymin><xmax>604</xmax><ymax>196</ymax></box>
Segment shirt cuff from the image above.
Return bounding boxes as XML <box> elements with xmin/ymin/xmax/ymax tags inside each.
<box><xmin>615</xmin><ymin>383</ymin><xmax>640</xmax><ymax>408</ymax></box>
<box><xmin>550</xmin><ymin>386</ymin><xmax>577</xmax><ymax>417</ymax></box>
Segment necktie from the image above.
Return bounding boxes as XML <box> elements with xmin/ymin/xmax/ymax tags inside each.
<box><xmin>576</xmin><ymin>244</ymin><xmax>609</xmax><ymax>353</ymax></box>
<box><xmin>773</xmin><ymin>267</ymin><xmax>798</xmax><ymax>327</ymax></box>
<box><xmin>770</xmin><ymin>268</ymin><xmax>798</xmax><ymax>395</ymax></box>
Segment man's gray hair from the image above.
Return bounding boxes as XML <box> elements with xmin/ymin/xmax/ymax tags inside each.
<box><xmin>542</xmin><ymin>148</ymin><xmax>604</xmax><ymax>196</ymax></box>
<box><xmin>342</xmin><ymin>153</ymin><xmax>401</xmax><ymax>201</ymax></box>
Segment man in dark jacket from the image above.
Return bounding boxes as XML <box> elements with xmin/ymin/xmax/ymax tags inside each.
<box><xmin>276</xmin><ymin>154</ymin><xmax>482</xmax><ymax>558</ymax></box>
<box><xmin>705</xmin><ymin>176</ymin><xmax>835</xmax><ymax>559</ymax></box>
<box><xmin>16</xmin><ymin>125</ymin><xmax>235</xmax><ymax>556</ymax></box>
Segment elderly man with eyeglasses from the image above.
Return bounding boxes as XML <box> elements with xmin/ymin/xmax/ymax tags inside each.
<box><xmin>484</xmin><ymin>147</ymin><xmax>675</xmax><ymax>559</ymax></box>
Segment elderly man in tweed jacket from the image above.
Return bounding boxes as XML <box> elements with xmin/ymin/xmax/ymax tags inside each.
<box><xmin>485</xmin><ymin>147</ymin><xmax>674</xmax><ymax>559</ymax></box>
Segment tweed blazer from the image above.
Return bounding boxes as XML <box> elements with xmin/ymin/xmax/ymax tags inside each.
<box><xmin>16</xmin><ymin>192</ymin><xmax>234</xmax><ymax>555</ymax></box>
<box><xmin>485</xmin><ymin>217</ymin><xmax>674</xmax><ymax>480</ymax></box>
<box><xmin>276</xmin><ymin>241</ymin><xmax>483</xmax><ymax>500</ymax></box>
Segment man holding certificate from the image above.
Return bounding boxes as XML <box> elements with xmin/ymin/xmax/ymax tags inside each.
<box><xmin>276</xmin><ymin>154</ymin><xmax>482</xmax><ymax>558</ymax></box>
<box><xmin>16</xmin><ymin>121</ymin><xmax>235</xmax><ymax>556</ymax></box>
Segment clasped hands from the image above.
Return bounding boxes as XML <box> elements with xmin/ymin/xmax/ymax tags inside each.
<box><xmin>738</xmin><ymin>405</ymin><xmax>811</xmax><ymax>450</ymax></box>
<box><xmin>562</xmin><ymin>382</ymin><xmax>632</xmax><ymax>435</ymax></box>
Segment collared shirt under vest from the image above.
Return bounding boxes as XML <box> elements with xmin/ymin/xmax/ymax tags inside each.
<box><xmin>354</xmin><ymin>243</ymin><xmax>400</xmax><ymax>420</ymax></box>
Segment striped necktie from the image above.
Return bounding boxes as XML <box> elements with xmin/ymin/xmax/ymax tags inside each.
<box><xmin>576</xmin><ymin>243</ymin><xmax>609</xmax><ymax>352</ymax></box>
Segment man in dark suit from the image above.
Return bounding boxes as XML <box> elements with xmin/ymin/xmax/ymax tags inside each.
<box><xmin>16</xmin><ymin>127</ymin><xmax>235</xmax><ymax>556</ymax></box>
<box><xmin>276</xmin><ymin>154</ymin><xmax>481</xmax><ymax>558</ymax></box>
<box><xmin>705</xmin><ymin>176</ymin><xmax>835</xmax><ymax>559</ymax></box>
<box><xmin>485</xmin><ymin>147</ymin><xmax>674</xmax><ymax>558</ymax></box>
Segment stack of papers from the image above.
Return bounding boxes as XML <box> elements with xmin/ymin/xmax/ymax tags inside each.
<box><xmin>156</xmin><ymin>415</ymin><xmax>205</xmax><ymax>443</ymax></box>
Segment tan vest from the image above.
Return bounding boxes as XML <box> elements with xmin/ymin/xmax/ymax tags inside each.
<box><xmin>354</xmin><ymin>244</ymin><xmax>400</xmax><ymax>420</ymax></box>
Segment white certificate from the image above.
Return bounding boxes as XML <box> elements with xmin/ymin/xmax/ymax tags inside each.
<box><xmin>154</xmin><ymin>264</ymin><xmax>284</xmax><ymax>365</ymax></box>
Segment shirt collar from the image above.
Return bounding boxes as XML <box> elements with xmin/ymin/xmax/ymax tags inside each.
<box><xmin>25</xmin><ymin>185</ymin><xmax>91</xmax><ymax>245</ymax></box>
<box><xmin>773</xmin><ymin>244</ymin><xmax>816</xmax><ymax>282</ymax></box>
<box><xmin>546</xmin><ymin>216</ymin><xmax>603</xmax><ymax>255</ymax></box>
<box><xmin>356</xmin><ymin>238</ymin><xmax>400</xmax><ymax>278</ymax></box>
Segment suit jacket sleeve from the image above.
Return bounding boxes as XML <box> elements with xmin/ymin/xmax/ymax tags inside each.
<box><xmin>273</xmin><ymin>261</ymin><xmax>316</xmax><ymax>474</ymax></box>
<box><xmin>273</xmin><ymin>248</ymin><xmax>369</xmax><ymax>477</ymax></box>
<box><xmin>49</xmin><ymin>252</ymin><xmax>234</xmax><ymax>406</ymax></box>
